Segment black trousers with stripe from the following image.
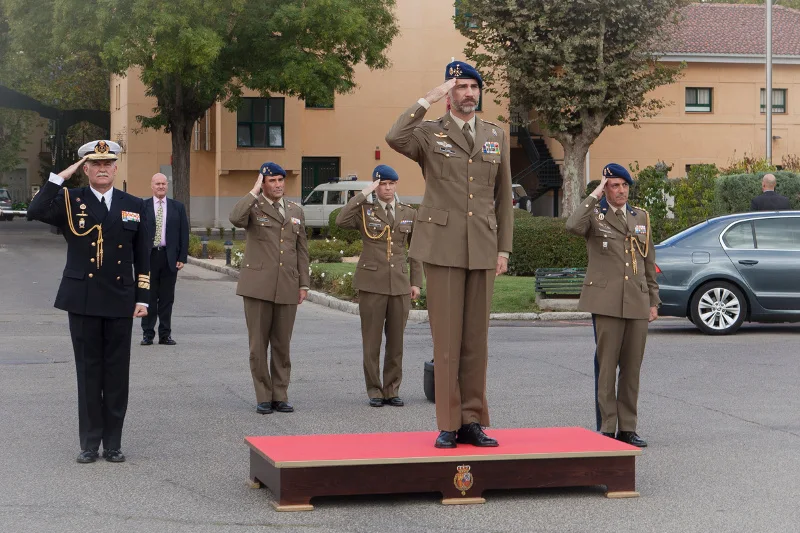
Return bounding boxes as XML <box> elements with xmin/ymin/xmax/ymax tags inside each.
<box><xmin>68</xmin><ymin>313</ymin><xmax>133</xmax><ymax>451</ymax></box>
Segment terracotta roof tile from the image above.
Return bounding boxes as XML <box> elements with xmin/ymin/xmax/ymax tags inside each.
<box><xmin>662</xmin><ymin>3</ymin><xmax>800</xmax><ymax>56</ymax></box>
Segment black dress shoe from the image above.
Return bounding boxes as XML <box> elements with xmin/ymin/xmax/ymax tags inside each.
<box><xmin>158</xmin><ymin>336</ymin><xmax>177</xmax><ymax>345</ymax></box>
<box><xmin>617</xmin><ymin>431</ymin><xmax>648</xmax><ymax>448</ymax></box>
<box><xmin>434</xmin><ymin>431</ymin><xmax>457</xmax><ymax>449</ymax></box>
<box><xmin>140</xmin><ymin>337</ymin><xmax>153</xmax><ymax>346</ymax></box>
<box><xmin>102</xmin><ymin>449</ymin><xmax>126</xmax><ymax>463</ymax></box>
<box><xmin>76</xmin><ymin>450</ymin><xmax>99</xmax><ymax>463</ymax></box>
<box><xmin>456</xmin><ymin>422</ymin><xmax>499</xmax><ymax>447</ymax></box>
<box><xmin>601</xmin><ymin>432</ymin><xmax>616</xmax><ymax>439</ymax></box>
<box><xmin>256</xmin><ymin>402</ymin><xmax>273</xmax><ymax>414</ymax></box>
<box><xmin>271</xmin><ymin>401</ymin><xmax>294</xmax><ymax>413</ymax></box>
<box><xmin>368</xmin><ymin>398</ymin><xmax>383</xmax><ymax>407</ymax></box>
<box><xmin>383</xmin><ymin>397</ymin><xmax>404</xmax><ymax>407</ymax></box>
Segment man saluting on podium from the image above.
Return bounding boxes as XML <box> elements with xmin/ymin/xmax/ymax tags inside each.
<box><xmin>27</xmin><ymin>140</ymin><xmax>151</xmax><ymax>463</ymax></box>
<box><xmin>386</xmin><ymin>61</ymin><xmax>513</xmax><ymax>449</ymax></box>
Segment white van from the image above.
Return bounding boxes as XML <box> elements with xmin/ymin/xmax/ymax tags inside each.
<box><xmin>301</xmin><ymin>178</ymin><xmax>401</xmax><ymax>229</ymax></box>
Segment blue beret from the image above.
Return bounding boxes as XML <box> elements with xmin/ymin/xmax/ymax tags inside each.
<box><xmin>445</xmin><ymin>61</ymin><xmax>483</xmax><ymax>90</ymax></box>
<box><xmin>602</xmin><ymin>163</ymin><xmax>632</xmax><ymax>185</ymax></box>
<box><xmin>259</xmin><ymin>162</ymin><xmax>286</xmax><ymax>177</ymax></box>
<box><xmin>372</xmin><ymin>165</ymin><xmax>398</xmax><ymax>182</ymax></box>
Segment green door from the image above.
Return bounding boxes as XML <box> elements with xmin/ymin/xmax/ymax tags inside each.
<box><xmin>301</xmin><ymin>157</ymin><xmax>340</xmax><ymax>200</ymax></box>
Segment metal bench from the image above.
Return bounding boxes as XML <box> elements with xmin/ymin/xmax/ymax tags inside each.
<box><xmin>534</xmin><ymin>268</ymin><xmax>586</xmax><ymax>297</ymax></box>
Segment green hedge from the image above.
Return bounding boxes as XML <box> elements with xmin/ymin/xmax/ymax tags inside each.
<box><xmin>328</xmin><ymin>207</ymin><xmax>362</xmax><ymax>242</ymax></box>
<box><xmin>307</xmin><ymin>239</ymin><xmax>362</xmax><ymax>263</ymax></box>
<box><xmin>715</xmin><ymin>171</ymin><xmax>800</xmax><ymax>213</ymax></box>
<box><xmin>508</xmin><ymin>217</ymin><xmax>587</xmax><ymax>276</ymax></box>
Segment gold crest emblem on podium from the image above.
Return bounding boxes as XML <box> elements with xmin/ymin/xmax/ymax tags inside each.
<box><xmin>453</xmin><ymin>464</ymin><xmax>474</xmax><ymax>495</ymax></box>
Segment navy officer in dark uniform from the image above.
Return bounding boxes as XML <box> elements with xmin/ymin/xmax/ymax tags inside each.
<box><xmin>27</xmin><ymin>140</ymin><xmax>151</xmax><ymax>463</ymax></box>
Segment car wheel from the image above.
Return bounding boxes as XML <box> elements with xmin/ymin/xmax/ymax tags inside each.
<box><xmin>689</xmin><ymin>281</ymin><xmax>747</xmax><ymax>335</ymax></box>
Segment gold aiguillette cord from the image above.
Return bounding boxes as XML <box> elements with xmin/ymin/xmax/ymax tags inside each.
<box><xmin>63</xmin><ymin>188</ymin><xmax>103</xmax><ymax>268</ymax></box>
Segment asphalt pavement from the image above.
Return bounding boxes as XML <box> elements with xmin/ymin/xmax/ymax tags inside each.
<box><xmin>1</xmin><ymin>217</ymin><xmax>799</xmax><ymax>533</ymax></box>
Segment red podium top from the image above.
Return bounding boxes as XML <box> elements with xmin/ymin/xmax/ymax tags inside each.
<box><xmin>245</xmin><ymin>427</ymin><xmax>641</xmax><ymax>468</ymax></box>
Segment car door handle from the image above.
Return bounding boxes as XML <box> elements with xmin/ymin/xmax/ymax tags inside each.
<box><xmin>738</xmin><ymin>260</ymin><xmax>759</xmax><ymax>265</ymax></box>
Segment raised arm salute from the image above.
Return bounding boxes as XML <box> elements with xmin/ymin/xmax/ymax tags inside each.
<box><xmin>386</xmin><ymin>61</ymin><xmax>513</xmax><ymax>449</ymax></box>
<box><xmin>27</xmin><ymin>140</ymin><xmax>151</xmax><ymax>463</ymax></box>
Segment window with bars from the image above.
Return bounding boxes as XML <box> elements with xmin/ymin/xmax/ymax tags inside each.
<box><xmin>761</xmin><ymin>88</ymin><xmax>787</xmax><ymax>114</ymax></box>
<box><xmin>685</xmin><ymin>88</ymin><xmax>712</xmax><ymax>112</ymax></box>
<box><xmin>237</xmin><ymin>98</ymin><xmax>285</xmax><ymax>148</ymax></box>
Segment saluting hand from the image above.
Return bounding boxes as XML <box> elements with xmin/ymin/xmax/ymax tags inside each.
<box><xmin>362</xmin><ymin>180</ymin><xmax>380</xmax><ymax>196</ymax></box>
<box><xmin>591</xmin><ymin>176</ymin><xmax>608</xmax><ymax>199</ymax></box>
<box><xmin>424</xmin><ymin>79</ymin><xmax>457</xmax><ymax>105</ymax></box>
<box><xmin>58</xmin><ymin>156</ymin><xmax>88</xmax><ymax>180</ymax></box>
<box><xmin>250</xmin><ymin>173</ymin><xmax>264</xmax><ymax>197</ymax></box>
<box><xmin>133</xmin><ymin>304</ymin><xmax>148</xmax><ymax>318</ymax></box>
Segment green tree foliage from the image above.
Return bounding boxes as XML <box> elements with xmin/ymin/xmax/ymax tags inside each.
<box><xmin>719</xmin><ymin>151</ymin><xmax>778</xmax><ymax>175</ymax></box>
<box><xmin>45</xmin><ymin>0</ymin><xmax>398</xmax><ymax>221</ymax></box>
<box><xmin>456</xmin><ymin>0</ymin><xmax>689</xmax><ymax>217</ymax></box>
<box><xmin>671</xmin><ymin>164</ymin><xmax>719</xmax><ymax>229</ymax></box>
<box><xmin>630</xmin><ymin>161</ymin><xmax>673</xmax><ymax>242</ymax></box>
<box><xmin>0</xmin><ymin>109</ymin><xmax>33</xmax><ymax>172</ymax></box>
<box><xmin>715</xmin><ymin>171</ymin><xmax>800</xmax><ymax>213</ymax></box>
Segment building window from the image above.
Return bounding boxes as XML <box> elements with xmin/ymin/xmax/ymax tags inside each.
<box><xmin>761</xmin><ymin>88</ymin><xmax>787</xmax><ymax>114</ymax></box>
<box><xmin>685</xmin><ymin>88</ymin><xmax>712</xmax><ymax>112</ymax></box>
<box><xmin>454</xmin><ymin>0</ymin><xmax>478</xmax><ymax>29</ymax></box>
<box><xmin>237</xmin><ymin>98</ymin><xmax>284</xmax><ymax>148</ymax></box>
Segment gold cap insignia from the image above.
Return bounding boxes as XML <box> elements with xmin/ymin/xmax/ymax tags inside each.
<box><xmin>449</xmin><ymin>65</ymin><xmax>463</xmax><ymax>77</ymax></box>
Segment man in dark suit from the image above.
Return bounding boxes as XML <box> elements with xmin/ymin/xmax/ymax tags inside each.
<box><xmin>751</xmin><ymin>174</ymin><xmax>791</xmax><ymax>211</ymax></box>
<box><xmin>141</xmin><ymin>173</ymin><xmax>189</xmax><ymax>346</ymax></box>
<box><xmin>27</xmin><ymin>140</ymin><xmax>151</xmax><ymax>463</ymax></box>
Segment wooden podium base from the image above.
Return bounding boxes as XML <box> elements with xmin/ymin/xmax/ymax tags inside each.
<box><xmin>246</xmin><ymin>427</ymin><xmax>641</xmax><ymax>510</ymax></box>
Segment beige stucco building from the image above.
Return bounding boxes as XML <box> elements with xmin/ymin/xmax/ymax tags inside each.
<box><xmin>110</xmin><ymin>2</ymin><xmax>800</xmax><ymax>224</ymax></box>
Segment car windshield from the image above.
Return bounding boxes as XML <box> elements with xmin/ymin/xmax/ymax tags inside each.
<box><xmin>0</xmin><ymin>190</ymin><xmax>10</xmax><ymax>202</ymax></box>
<box><xmin>303</xmin><ymin>190</ymin><xmax>324</xmax><ymax>205</ymax></box>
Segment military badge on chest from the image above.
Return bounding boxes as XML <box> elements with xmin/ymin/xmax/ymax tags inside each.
<box><xmin>482</xmin><ymin>142</ymin><xmax>500</xmax><ymax>155</ymax></box>
<box><xmin>76</xmin><ymin>203</ymin><xmax>88</xmax><ymax>229</ymax></box>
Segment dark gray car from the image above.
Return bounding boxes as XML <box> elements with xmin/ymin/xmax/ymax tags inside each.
<box><xmin>656</xmin><ymin>211</ymin><xmax>800</xmax><ymax>334</ymax></box>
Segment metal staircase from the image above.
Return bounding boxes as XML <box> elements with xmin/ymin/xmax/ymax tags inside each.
<box><xmin>511</xmin><ymin>121</ymin><xmax>563</xmax><ymax>209</ymax></box>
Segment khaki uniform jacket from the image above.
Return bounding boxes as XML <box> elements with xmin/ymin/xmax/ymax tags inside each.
<box><xmin>565</xmin><ymin>195</ymin><xmax>660</xmax><ymax>320</ymax></box>
<box><xmin>386</xmin><ymin>102</ymin><xmax>513</xmax><ymax>270</ymax></box>
<box><xmin>335</xmin><ymin>192</ymin><xmax>424</xmax><ymax>295</ymax></box>
<box><xmin>230</xmin><ymin>194</ymin><xmax>311</xmax><ymax>305</ymax></box>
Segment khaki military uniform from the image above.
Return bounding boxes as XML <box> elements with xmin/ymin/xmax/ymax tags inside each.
<box><xmin>230</xmin><ymin>194</ymin><xmax>311</xmax><ymax>404</ymax></box>
<box><xmin>386</xmin><ymin>101</ymin><xmax>513</xmax><ymax>431</ymax></box>
<box><xmin>565</xmin><ymin>195</ymin><xmax>660</xmax><ymax>433</ymax></box>
<box><xmin>336</xmin><ymin>192</ymin><xmax>424</xmax><ymax>399</ymax></box>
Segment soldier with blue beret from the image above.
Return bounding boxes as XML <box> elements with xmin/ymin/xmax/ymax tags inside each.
<box><xmin>566</xmin><ymin>162</ymin><xmax>661</xmax><ymax>448</ymax></box>
<box><xmin>230</xmin><ymin>161</ymin><xmax>310</xmax><ymax>415</ymax></box>
<box><xmin>386</xmin><ymin>60</ymin><xmax>513</xmax><ymax>449</ymax></box>
<box><xmin>336</xmin><ymin>165</ymin><xmax>423</xmax><ymax>407</ymax></box>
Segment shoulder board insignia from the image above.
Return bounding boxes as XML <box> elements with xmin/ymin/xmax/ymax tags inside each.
<box><xmin>481</xmin><ymin>119</ymin><xmax>501</xmax><ymax>127</ymax></box>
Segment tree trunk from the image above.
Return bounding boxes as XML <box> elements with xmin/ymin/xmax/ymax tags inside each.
<box><xmin>170</xmin><ymin>118</ymin><xmax>194</xmax><ymax>223</ymax></box>
<box><xmin>560</xmin><ymin>142</ymin><xmax>590</xmax><ymax>218</ymax></box>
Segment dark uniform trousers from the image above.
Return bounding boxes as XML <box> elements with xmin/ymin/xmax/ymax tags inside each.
<box><xmin>359</xmin><ymin>291</ymin><xmax>410</xmax><ymax>399</ymax></box>
<box><xmin>242</xmin><ymin>296</ymin><xmax>297</xmax><ymax>404</ymax></box>
<box><xmin>424</xmin><ymin>264</ymin><xmax>494</xmax><ymax>431</ymax></box>
<box><xmin>593</xmin><ymin>315</ymin><xmax>649</xmax><ymax>433</ymax></box>
<box><xmin>68</xmin><ymin>314</ymin><xmax>132</xmax><ymax>451</ymax></box>
<box><xmin>141</xmin><ymin>248</ymin><xmax>176</xmax><ymax>339</ymax></box>
<box><xmin>26</xmin><ymin>181</ymin><xmax>152</xmax><ymax>452</ymax></box>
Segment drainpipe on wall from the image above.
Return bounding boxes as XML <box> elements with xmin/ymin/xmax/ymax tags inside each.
<box><xmin>585</xmin><ymin>149</ymin><xmax>591</xmax><ymax>185</ymax></box>
<box><xmin>766</xmin><ymin>0</ymin><xmax>773</xmax><ymax>164</ymax></box>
